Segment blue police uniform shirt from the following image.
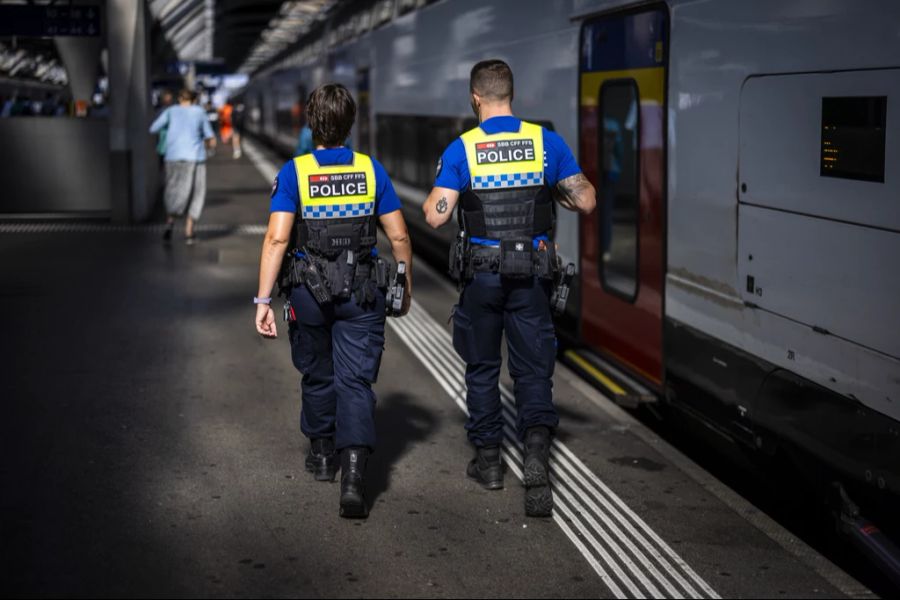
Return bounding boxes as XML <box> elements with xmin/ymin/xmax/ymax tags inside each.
<box><xmin>434</xmin><ymin>115</ymin><xmax>581</xmax><ymax>193</ymax></box>
<box><xmin>270</xmin><ymin>147</ymin><xmax>402</xmax><ymax>216</ymax></box>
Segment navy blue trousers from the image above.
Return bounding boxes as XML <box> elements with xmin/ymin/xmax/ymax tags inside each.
<box><xmin>452</xmin><ymin>273</ymin><xmax>559</xmax><ymax>447</ymax></box>
<box><xmin>288</xmin><ymin>284</ymin><xmax>386</xmax><ymax>451</ymax></box>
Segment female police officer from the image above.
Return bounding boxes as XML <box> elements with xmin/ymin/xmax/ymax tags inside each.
<box><xmin>423</xmin><ymin>60</ymin><xmax>595</xmax><ymax>517</ymax></box>
<box><xmin>255</xmin><ymin>83</ymin><xmax>412</xmax><ymax>518</ymax></box>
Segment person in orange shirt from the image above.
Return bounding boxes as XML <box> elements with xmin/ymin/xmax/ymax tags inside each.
<box><xmin>219</xmin><ymin>101</ymin><xmax>245</xmax><ymax>159</ymax></box>
<box><xmin>218</xmin><ymin>102</ymin><xmax>233</xmax><ymax>147</ymax></box>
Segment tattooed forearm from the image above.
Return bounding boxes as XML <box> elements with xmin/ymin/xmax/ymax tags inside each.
<box><xmin>555</xmin><ymin>173</ymin><xmax>596</xmax><ymax>214</ymax></box>
<box><xmin>436</xmin><ymin>196</ymin><xmax>448</xmax><ymax>213</ymax></box>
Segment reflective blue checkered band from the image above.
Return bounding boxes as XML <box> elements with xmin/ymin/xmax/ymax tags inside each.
<box><xmin>472</xmin><ymin>171</ymin><xmax>544</xmax><ymax>190</ymax></box>
<box><xmin>301</xmin><ymin>202</ymin><xmax>375</xmax><ymax>219</ymax></box>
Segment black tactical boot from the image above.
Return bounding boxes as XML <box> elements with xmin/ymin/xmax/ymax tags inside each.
<box><xmin>466</xmin><ymin>445</ymin><xmax>505</xmax><ymax>490</ymax></box>
<box><xmin>339</xmin><ymin>447</ymin><xmax>369</xmax><ymax>518</ymax></box>
<box><xmin>305</xmin><ymin>438</ymin><xmax>337</xmax><ymax>482</ymax></box>
<box><xmin>522</xmin><ymin>426</ymin><xmax>554</xmax><ymax>517</ymax></box>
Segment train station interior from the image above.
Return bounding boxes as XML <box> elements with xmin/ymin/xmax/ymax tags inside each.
<box><xmin>1</xmin><ymin>0</ymin><xmax>898</xmax><ymax>597</ymax></box>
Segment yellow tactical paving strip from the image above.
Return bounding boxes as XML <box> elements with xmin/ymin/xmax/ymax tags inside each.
<box><xmin>564</xmin><ymin>349</ymin><xmax>627</xmax><ymax>396</ymax></box>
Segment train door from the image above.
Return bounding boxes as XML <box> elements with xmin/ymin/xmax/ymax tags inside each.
<box><xmin>578</xmin><ymin>6</ymin><xmax>668</xmax><ymax>390</ymax></box>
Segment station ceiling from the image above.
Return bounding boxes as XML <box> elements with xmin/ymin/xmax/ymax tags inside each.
<box><xmin>149</xmin><ymin>0</ymin><xmax>340</xmax><ymax>73</ymax></box>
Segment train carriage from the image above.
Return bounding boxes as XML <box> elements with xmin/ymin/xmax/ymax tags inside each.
<box><xmin>241</xmin><ymin>0</ymin><xmax>900</xmax><ymax>534</ymax></box>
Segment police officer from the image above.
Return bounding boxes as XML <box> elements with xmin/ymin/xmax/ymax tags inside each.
<box><xmin>423</xmin><ymin>60</ymin><xmax>595</xmax><ymax>517</ymax></box>
<box><xmin>255</xmin><ymin>83</ymin><xmax>413</xmax><ymax>519</ymax></box>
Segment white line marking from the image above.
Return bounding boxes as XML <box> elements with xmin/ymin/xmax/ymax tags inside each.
<box><xmin>401</xmin><ymin>306</ymin><xmax>700</xmax><ymax>596</ymax></box>
<box><xmin>419</xmin><ymin>322</ymin><xmax>676</xmax><ymax>597</ymax></box>
<box><xmin>550</xmin><ymin>440</ymin><xmax>717</xmax><ymax>599</ymax></box>
<box><xmin>394</xmin><ymin>313</ymin><xmax>657</xmax><ymax>597</ymax></box>
<box><xmin>390</xmin><ymin>313</ymin><xmax>637</xmax><ymax>597</ymax></box>
<box><xmin>242</xmin><ymin>137</ymin><xmax>279</xmax><ymax>183</ymax></box>
<box><xmin>398</xmin><ymin>314</ymin><xmax>668</xmax><ymax>598</ymax></box>
<box><xmin>391</xmin><ymin>303</ymin><xmax>720</xmax><ymax>599</ymax></box>
<box><xmin>557</xmin><ymin>363</ymin><xmax>874</xmax><ymax>599</ymax></box>
<box><xmin>503</xmin><ymin>448</ymin><xmax>637</xmax><ymax>600</ymax></box>
<box><xmin>397</xmin><ymin>309</ymin><xmax>682</xmax><ymax>595</ymax></box>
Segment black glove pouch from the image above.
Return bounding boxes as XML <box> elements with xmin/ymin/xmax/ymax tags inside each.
<box><xmin>499</xmin><ymin>238</ymin><xmax>534</xmax><ymax>279</ymax></box>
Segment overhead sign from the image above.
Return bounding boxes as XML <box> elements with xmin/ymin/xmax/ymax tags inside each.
<box><xmin>0</xmin><ymin>4</ymin><xmax>101</xmax><ymax>37</ymax></box>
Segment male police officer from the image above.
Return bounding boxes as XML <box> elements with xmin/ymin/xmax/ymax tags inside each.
<box><xmin>423</xmin><ymin>60</ymin><xmax>595</xmax><ymax>517</ymax></box>
<box><xmin>256</xmin><ymin>84</ymin><xmax>413</xmax><ymax>518</ymax></box>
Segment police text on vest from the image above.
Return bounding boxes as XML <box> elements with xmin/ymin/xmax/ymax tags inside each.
<box><xmin>475</xmin><ymin>139</ymin><xmax>536</xmax><ymax>165</ymax></box>
<box><xmin>308</xmin><ymin>172</ymin><xmax>368</xmax><ymax>198</ymax></box>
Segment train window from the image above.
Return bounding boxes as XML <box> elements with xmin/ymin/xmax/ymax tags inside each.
<box><xmin>598</xmin><ymin>80</ymin><xmax>640</xmax><ymax>301</ymax></box>
<box><xmin>820</xmin><ymin>96</ymin><xmax>886</xmax><ymax>183</ymax></box>
<box><xmin>376</xmin><ymin>114</ymin><xmax>471</xmax><ymax>189</ymax></box>
<box><xmin>375</xmin><ymin>115</ymin><xmax>547</xmax><ymax>190</ymax></box>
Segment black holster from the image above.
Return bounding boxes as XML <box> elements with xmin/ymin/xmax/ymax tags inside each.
<box><xmin>300</xmin><ymin>257</ymin><xmax>333</xmax><ymax>305</ymax></box>
<box><xmin>550</xmin><ymin>262</ymin><xmax>576</xmax><ymax>316</ymax></box>
<box><xmin>448</xmin><ymin>230</ymin><xmax>470</xmax><ymax>288</ymax></box>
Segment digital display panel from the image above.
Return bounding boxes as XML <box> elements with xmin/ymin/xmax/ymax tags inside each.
<box><xmin>0</xmin><ymin>4</ymin><xmax>100</xmax><ymax>37</ymax></box>
<box><xmin>821</xmin><ymin>96</ymin><xmax>887</xmax><ymax>183</ymax></box>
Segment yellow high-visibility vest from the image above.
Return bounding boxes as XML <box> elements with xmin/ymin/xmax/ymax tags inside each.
<box><xmin>293</xmin><ymin>152</ymin><xmax>377</xmax><ymax>220</ymax></box>
<box><xmin>460</xmin><ymin>121</ymin><xmax>545</xmax><ymax>191</ymax></box>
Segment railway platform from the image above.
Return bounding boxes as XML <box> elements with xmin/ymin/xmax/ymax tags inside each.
<box><xmin>0</xmin><ymin>142</ymin><xmax>874</xmax><ymax>599</ymax></box>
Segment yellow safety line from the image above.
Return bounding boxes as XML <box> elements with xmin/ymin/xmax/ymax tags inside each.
<box><xmin>564</xmin><ymin>350</ymin><xmax>627</xmax><ymax>396</ymax></box>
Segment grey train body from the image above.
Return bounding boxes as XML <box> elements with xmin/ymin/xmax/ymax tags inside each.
<box><xmin>241</xmin><ymin>0</ymin><xmax>900</xmax><ymax>523</ymax></box>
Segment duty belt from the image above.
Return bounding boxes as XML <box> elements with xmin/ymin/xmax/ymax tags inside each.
<box><xmin>467</xmin><ymin>243</ymin><xmax>558</xmax><ymax>279</ymax></box>
<box><xmin>281</xmin><ymin>251</ymin><xmax>388</xmax><ymax>307</ymax></box>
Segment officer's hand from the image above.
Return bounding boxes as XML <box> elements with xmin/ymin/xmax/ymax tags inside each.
<box><xmin>398</xmin><ymin>293</ymin><xmax>411</xmax><ymax>317</ymax></box>
<box><xmin>256</xmin><ymin>304</ymin><xmax>277</xmax><ymax>338</ymax></box>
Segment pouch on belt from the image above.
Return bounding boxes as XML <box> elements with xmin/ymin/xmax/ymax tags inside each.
<box><xmin>499</xmin><ymin>238</ymin><xmax>534</xmax><ymax>278</ymax></box>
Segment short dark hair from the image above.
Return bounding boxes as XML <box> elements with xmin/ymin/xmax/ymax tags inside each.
<box><xmin>178</xmin><ymin>88</ymin><xmax>194</xmax><ymax>103</ymax></box>
<box><xmin>307</xmin><ymin>83</ymin><xmax>356</xmax><ymax>147</ymax></box>
<box><xmin>470</xmin><ymin>59</ymin><xmax>514</xmax><ymax>103</ymax></box>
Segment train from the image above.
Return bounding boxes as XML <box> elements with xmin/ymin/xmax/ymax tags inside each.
<box><xmin>238</xmin><ymin>0</ymin><xmax>900</xmax><ymax>546</ymax></box>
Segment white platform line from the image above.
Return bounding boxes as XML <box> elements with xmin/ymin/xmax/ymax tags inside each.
<box><xmin>388</xmin><ymin>315</ymin><xmax>630</xmax><ymax>597</ymax></box>
<box><xmin>396</xmin><ymin>311</ymin><xmax>682</xmax><ymax>597</ymax></box>
<box><xmin>396</xmin><ymin>315</ymin><xmax>669</xmax><ymax>597</ymax></box>
<box><xmin>392</xmin><ymin>312</ymin><xmax>662</xmax><ymax>598</ymax></box>
<box><xmin>241</xmin><ymin>137</ymin><xmax>279</xmax><ymax>183</ymax></box>
<box><xmin>390</xmin><ymin>305</ymin><xmax>719</xmax><ymax>599</ymax></box>
<box><xmin>405</xmin><ymin>303</ymin><xmax>717</xmax><ymax>597</ymax></box>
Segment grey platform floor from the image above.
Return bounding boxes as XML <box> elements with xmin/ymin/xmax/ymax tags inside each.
<box><xmin>0</xmin><ymin>146</ymin><xmax>871</xmax><ymax>598</ymax></box>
